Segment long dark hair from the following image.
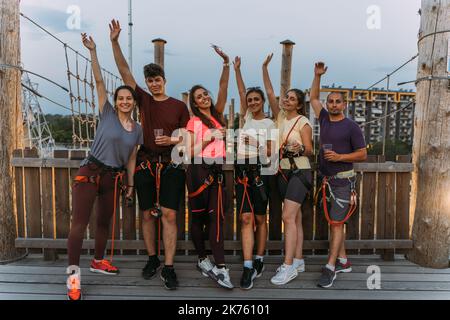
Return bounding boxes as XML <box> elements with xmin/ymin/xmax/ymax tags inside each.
<box><xmin>287</xmin><ymin>88</ymin><xmax>306</xmax><ymax>116</ymax></box>
<box><xmin>189</xmin><ymin>85</ymin><xmax>226</xmax><ymax>128</ymax></box>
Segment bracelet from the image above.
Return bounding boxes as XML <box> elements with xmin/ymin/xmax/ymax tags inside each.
<box><xmin>223</xmin><ymin>62</ymin><xmax>230</xmax><ymax>67</ymax></box>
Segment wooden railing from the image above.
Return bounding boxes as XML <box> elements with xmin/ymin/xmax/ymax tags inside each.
<box><xmin>11</xmin><ymin>148</ymin><xmax>413</xmax><ymax>260</ymax></box>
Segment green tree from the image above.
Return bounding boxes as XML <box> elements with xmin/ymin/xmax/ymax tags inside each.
<box><xmin>368</xmin><ymin>139</ymin><xmax>412</xmax><ymax>161</ymax></box>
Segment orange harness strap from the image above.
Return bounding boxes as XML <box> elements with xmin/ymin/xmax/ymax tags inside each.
<box><xmin>155</xmin><ymin>163</ymin><xmax>164</xmax><ymax>256</ymax></box>
<box><xmin>216</xmin><ymin>176</ymin><xmax>225</xmax><ymax>243</ymax></box>
<box><xmin>278</xmin><ymin>116</ymin><xmax>303</xmax><ymax>182</ymax></box>
<box><xmin>188</xmin><ymin>175</ymin><xmax>214</xmax><ymax>198</ymax></box>
<box><xmin>321</xmin><ymin>177</ymin><xmax>357</xmax><ymax>226</ymax></box>
<box><xmin>110</xmin><ymin>171</ymin><xmax>125</xmax><ymax>262</ymax></box>
<box><xmin>236</xmin><ymin>176</ymin><xmax>256</xmax><ymax>232</ymax></box>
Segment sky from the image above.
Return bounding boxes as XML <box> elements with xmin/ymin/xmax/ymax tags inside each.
<box><xmin>20</xmin><ymin>0</ymin><xmax>422</xmax><ymax>115</ymax></box>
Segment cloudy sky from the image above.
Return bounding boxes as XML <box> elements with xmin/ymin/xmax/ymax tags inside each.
<box><xmin>20</xmin><ymin>0</ymin><xmax>421</xmax><ymax>115</ymax></box>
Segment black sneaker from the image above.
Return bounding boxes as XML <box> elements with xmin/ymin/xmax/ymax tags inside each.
<box><xmin>253</xmin><ymin>259</ymin><xmax>265</xmax><ymax>278</ymax></box>
<box><xmin>160</xmin><ymin>266</ymin><xmax>178</xmax><ymax>290</ymax></box>
<box><xmin>240</xmin><ymin>267</ymin><xmax>257</xmax><ymax>290</ymax></box>
<box><xmin>142</xmin><ymin>256</ymin><xmax>161</xmax><ymax>280</ymax></box>
<box><xmin>317</xmin><ymin>267</ymin><xmax>336</xmax><ymax>288</ymax></box>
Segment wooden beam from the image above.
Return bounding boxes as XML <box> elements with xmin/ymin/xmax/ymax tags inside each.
<box><xmin>15</xmin><ymin>238</ymin><xmax>413</xmax><ymax>250</ymax></box>
<box><xmin>10</xmin><ymin>157</ymin><xmax>413</xmax><ymax>172</ymax></box>
<box><xmin>152</xmin><ymin>38</ymin><xmax>167</xmax><ymax>69</ymax></box>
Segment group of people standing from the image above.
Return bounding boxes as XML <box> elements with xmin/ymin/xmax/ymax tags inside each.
<box><xmin>65</xmin><ymin>20</ymin><xmax>367</xmax><ymax>300</ymax></box>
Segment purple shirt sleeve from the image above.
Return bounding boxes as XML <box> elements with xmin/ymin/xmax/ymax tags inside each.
<box><xmin>319</xmin><ymin>108</ymin><xmax>328</xmax><ymax>125</ymax></box>
<box><xmin>350</xmin><ymin>122</ymin><xmax>366</xmax><ymax>151</ymax></box>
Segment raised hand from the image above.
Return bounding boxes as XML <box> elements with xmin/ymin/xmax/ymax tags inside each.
<box><xmin>233</xmin><ymin>56</ymin><xmax>241</xmax><ymax>71</ymax></box>
<box><xmin>263</xmin><ymin>53</ymin><xmax>273</xmax><ymax>67</ymax></box>
<box><xmin>109</xmin><ymin>19</ymin><xmax>122</xmax><ymax>42</ymax></box>
<box><xmin>81</xmin><ymin>33</ymin><xmax>96</xmax><ymax>51</ymax></box>
<box><xmin>211</xmin><ymin>44</ymin><xmax>229</xmax><ymax>64</ymax></box>
<box><xmin>314</xmin><ymin>62</ymin><xmax>328</xmax><ymax>76</ymax></box>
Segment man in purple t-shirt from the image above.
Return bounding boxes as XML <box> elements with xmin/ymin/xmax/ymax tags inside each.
<box><xmin>310</xmin><ymin>62</ymin><xmax>367</xmax><ymax>289</ymax></box>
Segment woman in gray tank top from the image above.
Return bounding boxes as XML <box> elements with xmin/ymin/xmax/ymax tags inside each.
<box><xmin>66</xmin><ymin>33</ymin><xmax>143</xmax><ymax>301</ymax></box>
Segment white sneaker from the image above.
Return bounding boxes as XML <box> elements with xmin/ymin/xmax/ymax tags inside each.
<box><xmin>271</xmin><ymin>264</ymin><xmax>298</xmax><ymax>285</ymax></box>
<box><xmin>208</xmin><ymin>266</ymin><xmax>234</xmax><ymax>289</ymax></box>
<box><xmin>197</xmin><ymin>257</ymin><xmax>214</xmax><ymax>277</ymax></box>
<box><xmin>295</xmin><ymin>263</ymin><xmax>305</xmax><ymax>273</ymax></box>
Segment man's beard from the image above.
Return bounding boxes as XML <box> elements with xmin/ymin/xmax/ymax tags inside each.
<box><xmin>329</xmin><ymin>109</ymin><xmax>343</xmax><ymax>115</ymax></box>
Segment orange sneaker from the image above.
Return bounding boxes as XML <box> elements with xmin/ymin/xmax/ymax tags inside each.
<box><xmin>66</xmin><ymin>266</ymin><xmax>82</xmax><ymax>301</ymax></box>
<box><xmin>90</xmin><ymin>259</ymin><xmax>120</xmax><ymax>275</ymax></box>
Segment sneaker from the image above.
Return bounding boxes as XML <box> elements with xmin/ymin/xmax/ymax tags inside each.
<box><xmin>160</xmin><ymin>266</ymin><xmax>178</xmax><ymax>290</ymax></box>
<box><xmin>317</xmin><ymin>267</ymin><xmax>336</xmax><ymax>288</ymax></box>
<box><xmin>197</xmin><ymin>257</ymin><xmax>214</xmax><ymax>277</ymax></box>
<box><xmin>240</xmin><ymin>267</ymin><xmax>257</xmax><ymax>290</ymax></box>
<box><xmin>253</xmin><ymin>259</ymin><xmax>265</xmax><ymax>278</ymax></box>
<box><xmin>89</xmin><ymin>259</ymin><xmax>119</xmax><ymax>275</ymax></box>
<box><xmin>271</xmin><ymin>264</ymin><xmax>298</xmax><ymax>285</ymax></box>
<box><xmin>142</xmin><ymin>256</ymin><xmax>161</xmax><ymax>280</ymax></box>
<box><xmin>295</xmin><ymin>262</ymin><xmax>305</xmax><ymax>273</ymax></box>
<box><xmin>66</xmin><ymin>266</ymin><xmax>81</xmax><ymax>301</ymax></box>
<box><xmin>208</xmin><ymin>266</ymin><xmax>234</xmax><ymax>289</ymax></box>
<box><xmin>335</xmin><ymin>260</ymin><xmax>352</xmax><ymax>273</ymax></box>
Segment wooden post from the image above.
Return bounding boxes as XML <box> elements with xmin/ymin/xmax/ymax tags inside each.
<box><xmin>408</xmin><ymin>0</ymin><xmax>450</xmax><ymax>268</ymax></box>
<box><xmin>279</xmin><ymin>40</ymin><xmax>295</xmax><ymax>99</ymax></box>
<box><xmin>181</xmin><ymin>91</ymin><xmax>192</xmax><ymax>116</ymax></box>
<box><xmin>228</xmin><ymin>99</ymin><xmax>235</xmax><ymax>129</ymax></box>
<box><xmin>0</xmin><ymin>0</ymin><xmax>23</xmax><ymax>262</ymax></box>
<box><xmin>152</xmin><ymin>38</ymin><xmax>167</xmax><ymax>69</ymax></box>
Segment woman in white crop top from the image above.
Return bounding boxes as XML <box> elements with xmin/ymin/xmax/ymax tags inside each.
<box><xmin>233</xmin><ymin>56</ymin><xmax>276</xmax><ymax>289</ymax></box>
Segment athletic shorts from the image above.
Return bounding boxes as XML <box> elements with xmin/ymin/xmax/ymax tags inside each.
<box><xmin>235</xmin><ymin>166</ymin><xmax>270</xmax><ymax>216</ymax></box>
<box><xmin>134</xmin><ymin>163</ymin><xmax>185</xmax><ymax>211</ymax></box>
<box><xmin>277</xmin><ymin>169</ymin><xmax>312</xmax><ymax>204</ymax></box>
<box><xmin>325</xmin><ymin>179</ymin><xmax>353</xmax><ymax>223</ymax></box>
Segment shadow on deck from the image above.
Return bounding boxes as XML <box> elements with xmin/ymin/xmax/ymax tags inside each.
<box><xmin>0</xmin><ymin>255</ymin><xmax>449</xmax><ymax>300</ymax></box>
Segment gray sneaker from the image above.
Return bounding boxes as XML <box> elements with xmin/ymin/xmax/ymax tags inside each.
<box><xmin>197</xmin><ymin>257</ymin><xmax>214</xmax><ymax>277</ymax></box>
<box><xmin>318</xmin><ymin>267</ymin><xmax>336</xmax><ymax>288</ymax></box>
<box><xmin>208</xmin><ymin>266</ymin><xmax>234</xmax><ymax>289</ymax></box>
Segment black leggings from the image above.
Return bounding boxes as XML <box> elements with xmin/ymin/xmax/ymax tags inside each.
<box><xmin>186</xmin><ymin>164</ymin><xmax>226</xmax><ymax>265</ymax></box>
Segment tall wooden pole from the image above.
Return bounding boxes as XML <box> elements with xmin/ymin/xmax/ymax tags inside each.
<box><xmin>228</xmin><ymin>98</ymin><xmax>235</xmax><ymax>129</ymax></box>
<box><xmin>152</xmin><ymin>38</ymin><xmax>167</xmax><ymax>69</ymax></box>
<box><xmin>408</xmin><ymin>0</ymin><xmax>450</xmax><ymax>268</ymax></box>
<box><xmin>279</xmin><ymin>40</ymin><xmax>295</xmax><ymax>99</ymax></box>
<box><xmin>0</xmin><ymin>0</ymin><xmax>23</xmax><ymax>262</ymax></box>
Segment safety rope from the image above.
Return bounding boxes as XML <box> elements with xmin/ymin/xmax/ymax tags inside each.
<box><xmin>237</xmin><ymin>175</ymin><xmax>256</xmax><ymax>232</ymax></box>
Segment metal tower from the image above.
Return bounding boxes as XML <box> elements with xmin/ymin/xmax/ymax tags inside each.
<box><xmin>22</xmin><ymin>72</ymin><xmax>55</xmax><ymax>158</ymax></box>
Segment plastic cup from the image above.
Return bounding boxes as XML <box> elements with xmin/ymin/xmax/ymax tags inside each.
<box><xmin>323</xmin><ymin>144</ymin><xmax>333</xmax><ymax>152</ymax></box>
<box><xmin>154</xmin><ymin>129</ymin><xmax>164</xmax><ymax>138</ymax></box>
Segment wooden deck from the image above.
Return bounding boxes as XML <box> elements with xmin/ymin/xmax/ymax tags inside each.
<box><xmin>1</xmin><ymin>254</ymin><xmax>449</xmax><ymax>300</ymax></box>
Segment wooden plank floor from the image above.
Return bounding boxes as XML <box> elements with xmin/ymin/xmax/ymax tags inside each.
<box><xmin>0</xmin><ymin>254</ymin><xmax>449</xmax><ymax>300</ymax></box>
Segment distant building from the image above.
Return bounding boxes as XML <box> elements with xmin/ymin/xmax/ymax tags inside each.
<box><xmin>306</xmin><ymin>86</ymin><xmax>415</xmax><ymax>146</ymax></box>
